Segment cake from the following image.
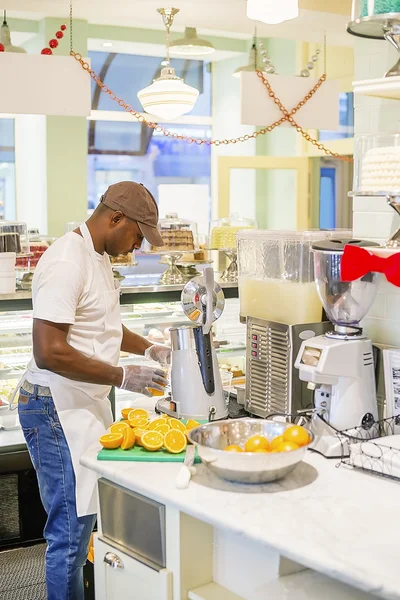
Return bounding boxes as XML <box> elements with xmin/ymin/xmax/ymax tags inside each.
<box><xmin>0</xmin><ymin>232</ymin><xmax>21</xmax><ymax>254</ymax></box>
<box><xmin>210</xmin><ymin>226</ymin><xmax>254</xmax><ymax>250</ymax></box>
<box><xmin>16</xmin><ymin>241</ymin><xmax>49</xmax><ymax>269</ymax></box>
<box><xmin>110</xmin><ymin>252</ymin><xmax>133</xmax><ymax>266</ymax></box>
<box><xmin>359</xmin><ymin>145</ymin><xmax>400</xmax><ymax>193</ymax></box>
<box><xmin>152</xmin><ymin>227</ymin><xmax>194</xmax><ymax>252</ymax></box>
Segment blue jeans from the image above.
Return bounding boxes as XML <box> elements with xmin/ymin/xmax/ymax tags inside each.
<box><xmin>18</xmin><ymin>385</ymin><xmax>96</xmax><ymax>600</ymax></box>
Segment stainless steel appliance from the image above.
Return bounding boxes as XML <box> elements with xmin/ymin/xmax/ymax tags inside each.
<box><xmin>157</xmin><ymin>267</ymin><xmax>228</xmax><ymax>421</ymax></box>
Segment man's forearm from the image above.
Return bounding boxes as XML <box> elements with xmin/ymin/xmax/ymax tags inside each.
<box><xmin>35</xmin><ymin>343</ymin><xmax>123</xmax><ymax>387</ymax></box>
<box><xmin>121</xmin><ymin>325</ymin><xmax>152</xmax><ymax>355</ymax></box>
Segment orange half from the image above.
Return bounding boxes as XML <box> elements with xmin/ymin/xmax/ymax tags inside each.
<box><xmin>128</xmin><ymin>408</ymin><xmax>149</xmax><ymax>421</ymax></box>
<box><xmin>164</xmin><ymin>429</ymin><xmax>187</xmax><ymax>454</ymax></box>
<box><xmin>100</xmin><ymin>433</ymin><xmax>123</xmax><ymax>449</ymax></box>
<box><xmin>185</xmin><ymin>419</ymin><xmax>200</xmax><ymax>431</ymax></box>
<box><xmin>141</xmin><ymin>430</ymin><xmax>164</xmax><ymax>451</ymax></box>
<box><xmin>110</xmin><ymin>422</ymin><xmax>130</xmax><ymax>435</ymax></box>
<box><xmin>121</xmin><ymin>427</ymin><xmax>136</xmax><ymax>450</ymax></box>
<box><xmin>168</xmin><ymin>418</ymin><xmax>186</xmax><ymax>433</ymax></box>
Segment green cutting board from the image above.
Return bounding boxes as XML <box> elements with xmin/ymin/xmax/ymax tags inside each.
<box><xmin>98</xmin><ymin>445</ymin><xmax>200</xmax><ymax>463</ymax></box>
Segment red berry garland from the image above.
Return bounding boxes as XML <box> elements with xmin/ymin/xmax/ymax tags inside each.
<box><xmin>41</xmin><ymin>24</ymin><xmax>66</xmax><ymax>55</ymax></box>
<box><xmin>0</xmin><ymin>43</ymin><xmax>4</xmax><ymax>52</ymax></box>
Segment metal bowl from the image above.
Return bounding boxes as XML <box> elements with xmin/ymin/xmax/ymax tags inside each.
<box><xmin>188</xmin><ymin>419</ymin><xmax>313</xmax><ymax>484</ymax></box>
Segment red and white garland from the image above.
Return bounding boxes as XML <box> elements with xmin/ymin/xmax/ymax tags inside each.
<box><xmin>0</xmin><ymin>23</ymin><xmax>67</xmax><ymax>54</ymax></box>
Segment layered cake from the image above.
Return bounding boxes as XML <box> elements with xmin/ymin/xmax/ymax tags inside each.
<box><xmin>359</xmin><ymin>145</ymin><xmax>400</xmax><ymax>193</ymax></box>
<box><xmin>210</xmin><ymin>226</ymin><xmax>254</xmax><ymax>250</ymax></box>
<box><xmin>16</xmin><ymin>241</ymin><xmax>49</xmax><ymax>269</ymax></box>
<box><xmin>152</xmin><ymin>227</ymin><xmax>194</xmax><ymax>252</ymax></box>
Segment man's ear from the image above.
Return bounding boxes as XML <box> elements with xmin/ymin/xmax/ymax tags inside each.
<box><xmin>111</xmin><ymin>211</ymin><xmax>124</xmax><ymax>225</ymax></box>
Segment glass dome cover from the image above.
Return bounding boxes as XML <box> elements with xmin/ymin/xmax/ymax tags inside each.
<box><xmin>209</xmin><ymin>213</ymin><xmax>257</xmax><ymax>250</ymax></box>
<box><xmin>0</xmin><ymin>221</ymin><xmax>29</xmax><ymax>255</ymax></box>
<box><xmin>143</xmin><ymin>213</ymin><xmax>199</xmax><ymax>253</ymax></box>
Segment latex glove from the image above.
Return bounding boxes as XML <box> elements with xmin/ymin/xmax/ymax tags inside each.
<box><xmin>144</xmin><ymin>344</ymin><xmax>171</xmax><ymax>366</ymax></box>
<box><xmin>120</xmin><ymin>365</ymin><xmax>168</xmax><ymax>396</ymax></box>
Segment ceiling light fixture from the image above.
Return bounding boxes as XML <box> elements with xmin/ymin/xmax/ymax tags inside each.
<box><xmin>170</xmin><ymin>27</ymin><xmax>215</xmax><ymax>56</ymax></box>
<box><xmin>247</xmin><ymin>0</ymin><xmax>299</xmax><ymax>25</ymax></box>
<box><xmin>137</xmin><ymin>8</ymin><xmax>199</xmax><ymax>120</ymax></box>
<box><xmin>102</xmin><ymin>41</ymin><xmax>113</xmax><ymax>48</ymax></box>
<box><xmin>233</xmin><ymin>27</ymin><xmax>258</xmax><ymax>78</ymax></box>
<box><xmin>1</xmin><ymin>10</ymin><xmax>26</xmax><ymax>53</ymax></box>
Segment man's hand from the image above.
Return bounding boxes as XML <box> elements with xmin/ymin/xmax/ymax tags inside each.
<box><xmin>144</xmin><ymin>344</ymin><xmax>171</xmax><ymax>366</ymax></box>
<box><xmin>120</xmin><ymin>365</ymin><xmax>168</xmax><ymax>396</ymax></box>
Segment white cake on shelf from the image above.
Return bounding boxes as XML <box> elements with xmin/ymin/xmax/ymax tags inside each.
<box><xmin>360</xmin><ymin>145</ymin><xmax>400</xmax><ymax>192</ymax></box>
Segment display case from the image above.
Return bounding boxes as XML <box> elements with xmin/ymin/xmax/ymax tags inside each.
<box><xmin>209</xmin><ymin>213</ymin><xmax>257</xmax><ymax>250</ymax></box>
<box><xmin>0</xmin><ymin>221</ymin><xmax>30</xmax><ymax>256</ymax></box>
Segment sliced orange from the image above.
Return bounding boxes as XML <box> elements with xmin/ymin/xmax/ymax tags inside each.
<box><xmin>154</xmin><ymin>423</ymin><xmax>170</xmax><ymax>435</ymax></box>
<box><xmin>224</xmin><ymin>445</ymin><xmax>243</xmax><ymax>452</ymax></box>
<box><xmin>185</xmin><ymin>419</ymin><xmax>201</xmax><ymax>431</ymax></box>
<box><xmin>128</xmin><ymin>416</ymin><xmax>149</xmax><ymax>429</ymax></box>
<box><xmin>282</xmin><ymin>425</ymin><xmax>310</xmax><ymax>447</ymax></box>
<box><xmin>110</xmin><ymin>422</ymin><xmax>130</xmax><ymax>435</ymax></box>
<box><xmin>121</xmin><ymin>408</ymin><xmax>133</xmax><ymax>420</ymax></box>
<box><xmin>99</xmin><ymin>433</ymin><xmax>123</xmax><ymax>449</ymax></box>
<box><xmin>141</xmin><ymin>430</ymin><xmax>164</xmax><ymax>452</ymax></box>
<box><xmin>128</xmin><ymin>408</ymin><xmax>149</xmax><ymax>421</ymax></box>
<box><xmin>121</xmin><ymin>427</ymin><xmax>136</xmax><ymax>450</ymax></box>
<box><xmin>148</xmin><ymin>418</ymin><xmax>167</xmax><ymax>431</ymax></box>
<box><xmin>270</xmin><ymin>435</ymin><xmax>284</xmax><ymax>451</ymax></box>
<box><xmin>168</xmin><ymin>418</ymin><xmax>186</xmax><ymax>432</ymax></box>
<box><xmin>164</xmin><ymin>429</ymin><xmax>187</xmax><ymax>454</ymax></box>
<box><xmin>134</xmin><ymin>428</ymin><xmax>147</xmax><ymax>447</ymax></box>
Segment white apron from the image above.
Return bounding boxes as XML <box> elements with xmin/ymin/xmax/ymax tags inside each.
<box><xmin>28</xmin><ymin>223</ymin><xmax>122</xmax><ymax>516</ymax></box>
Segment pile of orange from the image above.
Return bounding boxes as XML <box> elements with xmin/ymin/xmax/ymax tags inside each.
<box><xmin>99</xmin><ymin>408</ymin><xmax>201</xmax><ymax>455</ymax></box>
<box><xmin>224</xmin><ymin>425</ymin><xmax>311</xmax><ymax>454</ymax></box>
<box><xmin>87</xmin><ymin>534</ymin><xmax>95</xmax><ymax>563</ymax></box>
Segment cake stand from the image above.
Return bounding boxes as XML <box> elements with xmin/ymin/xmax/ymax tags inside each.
<box><xmin>347</xmin><ymin>13</ymin><xmax>400</xmax><ymax>77</ymax></box>
<box><xmin>349</xmin><ymin>190</ymin><xmax>400</xmax><ymax>246</ymax></box>
<box><xmin>207</xmin><ymin>248</ymin><xmax>238</xmax><ymax>282</ymax></box>
<box><xmin>175</xmin><ymin>259</ymin><xmax>213</xmax><ymax>281</ymax></box>
<box><xmin>110</xmin><ymin>253</ymin><xmax>138</xmax><ymax>282</ymax></box>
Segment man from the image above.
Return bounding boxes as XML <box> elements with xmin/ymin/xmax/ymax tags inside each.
<box><xmin>18</xmin><ymin>181</ymin><xmax>170</xmax><ymax>600</ymax></box>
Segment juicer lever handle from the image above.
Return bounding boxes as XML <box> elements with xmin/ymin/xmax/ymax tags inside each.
<box><xmin>203</xmin><ymin>266</ymin><xmax>214</xmax><ymax>335</ymax></box>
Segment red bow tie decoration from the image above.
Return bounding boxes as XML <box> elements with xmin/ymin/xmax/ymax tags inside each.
<box><xmin>341</xmin><ymin>245</ymin><xmax>400</xmax><ymax>287</ymax></box>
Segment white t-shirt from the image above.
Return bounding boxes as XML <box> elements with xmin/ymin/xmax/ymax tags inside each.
<box><xmin>27</xmin><ymin>231</ymin><xmax>118</xmax><ymax>385</ymax></box>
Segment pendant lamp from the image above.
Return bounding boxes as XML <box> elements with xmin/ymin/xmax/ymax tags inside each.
<box><xmin>1</xmin><ymin>10</ymin><xmax>26</xmax><ymax>53</ymax></box>
<box><xmin>170</xmin><ymin>27</ymin><xmax>215</xmax><ymax>56</ymax></box>
<box><xmin>137</xmin><ymin>8</ymin><xmax>199</xmax><ymax>120</ymax></box>
<box><xmin>247</xmin><ymin>0</ymin><xmax>299</xmax><ymax>25</ymax></box>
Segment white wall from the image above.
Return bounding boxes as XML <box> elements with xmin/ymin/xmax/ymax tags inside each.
<box><xmin>353</xmin><ymin>38</ymin><xmax>400</xmax><ymax>345</ymax></box>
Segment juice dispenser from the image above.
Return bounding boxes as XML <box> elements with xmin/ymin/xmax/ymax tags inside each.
<box><xmin>237</xmin><ymin>230</ymin><xmax>351</xmax><ymax>418</ymax></box>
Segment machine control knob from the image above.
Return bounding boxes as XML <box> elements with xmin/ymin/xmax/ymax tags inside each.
<box><xmin>361</xmin><ymin>413</ymin><xmax>376</xmax><ymax>431</ymax></box>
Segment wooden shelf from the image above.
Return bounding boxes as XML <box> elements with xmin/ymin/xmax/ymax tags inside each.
<box><xmin>188</xmin><ymin>583</ymin><xmax>244</xmax><ymax>600</ymax></box>
<box><xmin>353</xmin><ymin>76</ymin><xmax>400</xmax><ymax>100</ymax></box>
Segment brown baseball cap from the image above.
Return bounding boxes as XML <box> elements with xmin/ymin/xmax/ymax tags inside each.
<box><xmin>100</xmin><ymin>181</ymin><xmax>164</xmax><ymax>247</ymax></box>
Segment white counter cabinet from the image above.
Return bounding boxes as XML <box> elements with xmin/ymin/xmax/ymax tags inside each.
<box><xmin>83</xmin><ymin>446</ymin><xmax>397</xmax><ymax>600</ymax></box>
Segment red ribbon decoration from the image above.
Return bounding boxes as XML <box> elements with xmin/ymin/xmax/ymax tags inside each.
<box><xmin>341</xmin><ymin>244</ymin><xmax>400</xmax><ymax>287</ymax></box>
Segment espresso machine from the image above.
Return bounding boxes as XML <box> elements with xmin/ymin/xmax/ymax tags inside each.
<box><xmin>157</xmin><ymin>267</ymin><xmax>228</xmax><ymax>421</ymax></box>
<box><xmin>295</xmin><ymin>239</ymin><xmax>380</xmax><ymax>457</ymax></box>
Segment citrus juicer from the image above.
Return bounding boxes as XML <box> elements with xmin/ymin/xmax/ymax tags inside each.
<box><xmin>294</xmin><ymin>239</ymin><xmax>380</xmax><ymax>458</ymax></box>
<box><xmin>157</xmin><ymin>267</ymin><xmax>228</xmax><ymax>421</ymax></box>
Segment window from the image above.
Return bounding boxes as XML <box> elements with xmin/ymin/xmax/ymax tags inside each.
<box><xmin>319</xmin><ymin>92</ymin><xmax>354</xmax><ymax>142</ymax></box>
<box><xmin>0</xmin><ymin>119</ymin><xmax>16</xmax><ymax>220</ymax></box>
<box><xmin>87</xmin><ymin>51</ymin><xmax>212</xmax><ymax>216</ymax></box>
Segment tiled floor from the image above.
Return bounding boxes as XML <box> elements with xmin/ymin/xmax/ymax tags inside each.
<box><xmin>0</xmin><ymin>544</ymin><xmax>46</xmax><ymax>600</ymax></box>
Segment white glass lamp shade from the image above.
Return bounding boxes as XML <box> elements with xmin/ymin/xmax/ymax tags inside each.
<box><xmin>247</xmin><ymin>0</ymin><xmax>299</xmax><ymax>24</ymax></box>
<box><xmin>137</xmin><ymin>68</ymin><xmax>199</xmax><ymax>120</ymax></box>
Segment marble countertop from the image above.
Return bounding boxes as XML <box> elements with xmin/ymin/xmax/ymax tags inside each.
<box><xmin>82</xmin><ymin>445</ymin><xmax>400</xmax><ymax>600</ymax></box>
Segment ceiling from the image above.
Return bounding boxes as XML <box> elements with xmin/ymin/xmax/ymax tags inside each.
<box><xmin>6</xmin><ymin>0</ymin><xmax>354</xmax><ymax>46</ymax></box>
